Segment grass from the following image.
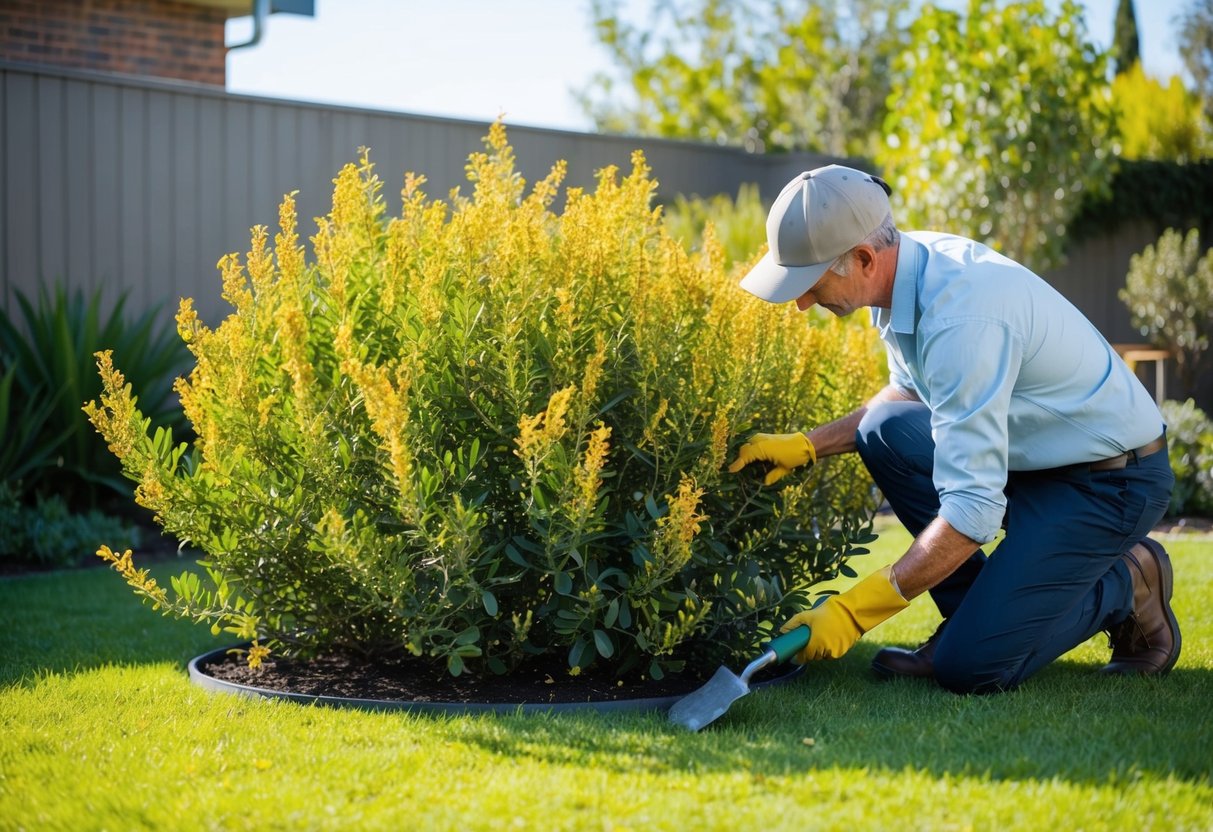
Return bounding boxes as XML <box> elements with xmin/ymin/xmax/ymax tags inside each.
<box><xmin>2</xmin><ymin>520</ymin><xmax>1211</xmax><ymax>831</ymax></box>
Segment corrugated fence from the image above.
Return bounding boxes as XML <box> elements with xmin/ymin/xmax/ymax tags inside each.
<box><xmin>1</xmin><ymin>62</ymin><xmax>843</xmax><ymax>325</ymax></box>
<box><xmin>0</xmin><ymin>60</ymin><xmax>1166</xmax><ymax>351</ymax></box>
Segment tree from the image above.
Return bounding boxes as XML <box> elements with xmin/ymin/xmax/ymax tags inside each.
<box><xmin>1112</xmin><ymin>64</ymin><xmax>1212</xmax><ymax>162</ymax></box>
<box><xmin>578</xmin><ymin>0</ymin><xmax>911</xmax><ymax>157</ymax></box>
<box><xmin>1113</xmin><ymin>0</ymin><xmax>1140</xmax><ymax>75</ymax></box>
<box><xmin>877</xmin><ymin>0</ymin><xmax>1118</xmax><ymax>274</ymax></box>
<box><xmin>1178</xmin><ymin>0</ymin><xmax>1213</xmax><ymax>116</ymax></box>
<box><xmin>1121</xmin><ymin>228</ymin><xmax>1213</xmax><ymax>396</ymax></box>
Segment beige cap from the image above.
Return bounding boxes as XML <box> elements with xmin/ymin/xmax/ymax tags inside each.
<box><xmin>740</xmin><ymin>165</ymin><xmax>892</xmax><ymax>303</ymax></box>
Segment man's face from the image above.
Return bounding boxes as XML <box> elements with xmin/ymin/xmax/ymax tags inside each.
<box><xmin>794</xmin><ymin>268</ymin><xmax>864</xmax><ymax>317</ymax></box>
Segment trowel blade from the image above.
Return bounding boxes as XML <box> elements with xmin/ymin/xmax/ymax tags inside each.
<box><xmin>667</xmin><ymin>665</ymin><xmax>750</xmax><ymax>731</ymax></box>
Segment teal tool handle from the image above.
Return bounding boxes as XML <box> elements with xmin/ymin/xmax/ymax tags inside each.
<box><xmin>765</xmin><ymin>625</ymin><xmax>810</xmax><ymax>663</ymax></box>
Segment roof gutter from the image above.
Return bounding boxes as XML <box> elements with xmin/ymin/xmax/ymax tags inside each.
<box><xmin>227</xmin><ymin>0</ymin><xmax>270</xmax><ymax>51</ymax></box>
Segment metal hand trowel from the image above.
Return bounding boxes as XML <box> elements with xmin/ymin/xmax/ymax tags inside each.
<box><xmin>668</xmin><ymin>625</ymin><xmax>810</xmax><ymax>731</ymax></box>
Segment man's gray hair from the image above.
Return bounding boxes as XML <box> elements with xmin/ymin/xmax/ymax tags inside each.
<box><xmin>831</xmin><ymin>214</ymin><xmax>898</xmax><ymax>277</ymax></box>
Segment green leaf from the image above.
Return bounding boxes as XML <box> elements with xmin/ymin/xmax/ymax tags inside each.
<box><xmin>568</xmin><ymin>638</ymin><xmax>591</xmax><ymax>669</ymax></box>
<box><xmin>454</xmin><ymin>626</ymin><xmax>480</xmax><ymax>646</ymax></box>
<box><xmin>505</xmin><ymin>544</ymin><xmax>529</xmax><ymax>568</ymax></box>
<box><xmin>481</xmin><ymin>590</ymin><xmax>498</xmax><ymax>616</ymax></box>
<box><xmin>593</xmin><ymin>629</ymin><xmax>614</xmax><ymax>658</ymax></box>
<box><xmin>554</xmin><ymin>572</ymin><xmax>573</xmax><ymax>595</ymax></box>
<box><xmin>644</xmin><ymin>493</ymin><xmax>662</xmax><ymax>520</ymax></box>
<box><xmin>617</xmin><ymin>601</ymin><xmax>632</xmax><ymax>629</ymax></box>
<box><xmin>447</xmin><ymin>654</ymin><xmax>465</xmax><ymax>676</ymax></box>
<box><xmin>839</xmin><ymin>563</ymin><xmax>858</xmax><ymax>579</ymax></box>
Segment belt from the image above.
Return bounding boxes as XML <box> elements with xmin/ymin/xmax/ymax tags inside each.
<box><xmin>1089</xmin><ymin>435</ymin><xmax>1167</xmax><ymax>472</ymax></box>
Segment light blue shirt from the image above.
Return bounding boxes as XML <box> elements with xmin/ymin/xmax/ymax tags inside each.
<box><xmin>871</xmin><ymin>231</ymin><xmax>1164</xmax><ymax>544</ymax></box>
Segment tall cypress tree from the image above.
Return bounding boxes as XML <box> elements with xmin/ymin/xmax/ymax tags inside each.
<box><xmin>1114</xmin><ymin>0</ymin><xmax>1141</xmax><ymax>74</ymax></box>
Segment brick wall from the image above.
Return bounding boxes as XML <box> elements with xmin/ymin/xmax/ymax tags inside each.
<box><xmin>0</xmin><ymin>0</ymin><xmax>228</xmax><ymax>86</ymax></box>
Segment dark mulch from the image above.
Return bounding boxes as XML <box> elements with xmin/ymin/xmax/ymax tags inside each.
<box><xmin>196</xmin><ymin>647</ymin><xmax>740</xmax><ymax>705</ymax></box>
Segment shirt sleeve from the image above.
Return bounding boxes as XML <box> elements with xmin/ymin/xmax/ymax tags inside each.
<box><xmin>919</xmin><ymin>317</ymin><xmax>1023</xmax><ymax>544</ymax></box>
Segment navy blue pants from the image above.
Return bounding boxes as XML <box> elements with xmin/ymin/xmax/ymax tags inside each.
<box><xmin>855</xmin><ymin>401</ymin><xmax>1174</xmax><ymax>693</ymax></box>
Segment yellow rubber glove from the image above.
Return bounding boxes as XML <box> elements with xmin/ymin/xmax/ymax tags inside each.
<box><xmin>727</xmin><ymin>432</ymin><xmax>817</xmax><ymax>485</ymax></box>
<box><xmin>779</xmin><ymin>566</ymin><xmax>909</xmax><ymax>662</ymax></box>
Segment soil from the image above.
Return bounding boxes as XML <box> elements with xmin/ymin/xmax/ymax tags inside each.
<box><xmin>196</xmin><ymin>646</ymin><xmax>757</xmax><ymax>705</ymax></box>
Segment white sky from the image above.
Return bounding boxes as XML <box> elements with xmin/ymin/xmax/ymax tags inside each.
<box><xmin>226</xmin><ymin>0</ymin><xmax>1190</xmax><ymax>132</ymax></box>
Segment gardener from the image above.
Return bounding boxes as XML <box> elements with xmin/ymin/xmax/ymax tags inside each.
<box><xmin>728</xmin><ymin>165</ymin><xmax>1180</xmax><ymax>693</ymax></box>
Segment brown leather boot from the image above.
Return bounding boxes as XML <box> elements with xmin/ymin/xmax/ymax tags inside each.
<box><xmin>871</xmin><ymin>619</ymin><xmax>947</xmax><ymax>679</ymax></box>
<box><xmin>1101</xmin><ymin>538</ymin><xmax>1181</xmax><ymax>675</ymax></box>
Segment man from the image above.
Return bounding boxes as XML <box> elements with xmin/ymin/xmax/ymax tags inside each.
<box><xmin>728</xmin><ymin>165</ymin><xmax>1178</xmax><ymax>693</ymax></box>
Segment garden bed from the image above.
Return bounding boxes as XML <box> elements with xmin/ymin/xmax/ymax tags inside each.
<box><xmin>191</xmin><ymin>643</ymin><xmax>799</xmax><ymax>712</ymax></box>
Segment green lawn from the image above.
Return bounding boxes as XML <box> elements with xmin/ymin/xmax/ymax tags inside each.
<box><xmin>2</xmin><ymin>521</ymin><xmax>1211</xmax><ymax>831</ymax></box>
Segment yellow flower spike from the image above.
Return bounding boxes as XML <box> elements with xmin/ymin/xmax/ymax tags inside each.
<box><xmin>540</xmin><ymin>386</ymin><xmax>576</xmax><ymax>446</ymax></box>
<box><xmin>579</xmin><ymin>334</ymin><xmax>607</xmax><ymax>414</ymax></box>
<box><xmin>247</xmin><ymin>643</ymin><xmax>271</xmax><ymax>669</ymax></box>
<box><xmin>175</xmin><ymin>298</ymin><xmax>202</xmax><ymax>344</ymax></box>
<box><xmin>642</xmin><ymin>399</ymin><xmax>669</xmax><ymax>449</ymax></box>
<box><xmin>246</xmin><ymin>221</ymin><xmax>275</xmax><ymax>302</ymax></box>
<box><xmin>515</xmin><ymin>411</ymin><xmax>546</xmax><ymax>466</ymax></box>
<box><xmin>571</xmin><ymin>423</ymin><xmax>612</xmax><ymax>526</ymax></box>
<box><xmin>218</xmin><ymin>245</ymin><xmax>254</xmax><ymax>316</ymax></box>
<box><xmin>274</xmin><ymin>190</ymin><xmax>305</xmax><ymax>291</ymax></box>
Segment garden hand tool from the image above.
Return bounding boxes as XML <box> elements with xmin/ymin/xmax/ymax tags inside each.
<box><xmin>668</xmin><ymin>625</ymin><xmax>810</xmax><ymax>731</ymax></box>
<box><xmin>779</xmin><ymin>566</ymin><xmax>909</xmax><ymax>661</ymax></box>
<box><xmin>727</xmin><ymin>432</ymin><xmax>817</xmax><ymax>485</ymax></box>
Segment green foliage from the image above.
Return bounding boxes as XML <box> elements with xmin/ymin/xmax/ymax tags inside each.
<box><xmin>86</xmin><ymin>125</ymin><xmax>886</xmax><ymax>679</ymax></box>
<box><xmin>1113</xmin><ymin>0</ymin><xmax>1140</xmax><ymax>75</ymax></box>
<box><xmin>1160</xmin><ymin>399</ymin><xmax>1213</xmax><ymax>517</ymax></box>
<box><xmin>1120</xmin><ymin>228</ymin><xmax>1213</xmax><ymax>393</ymax></box>
<box><xmin>0</xmin><ymin>285</ymin><xmax>189</xmax><ymax>507</ymax></box>
<box><xmin>1112</xmin><ymin>64</ymin><xmax>1213</xmax><ymax>163</ymax></box>
<box><xmin>579</xmin><ymin>0</ymin><xmax>910</xmax><ymax>156</ymax></box>
<box><xmin>0</xmin><ymin>485</ymin><xmax>140</xmax><ymax>568</ymax></box>
<box><xmin>0</xmin><ymin>361</ymin><xmax>66</xmax><ymax>488</ymax></box>
<box><xmin>878</xmin><ymin>0</ymin><xmax>1117</xmax><ymax>274</ymax></box>
<box><xmin>1069</xmin><ymin>159</ymin><xmax>1213</xmax><ymax>239</ymax></box>
<box><xmin>663</xmin><ymin>184</ymin><xmax>770</xmax><ymax>268</ymax></box>
<box><xmin>1178</xmin><ymin>0</ymin><xmax>1213</xmax><ymax>117</ymax></box>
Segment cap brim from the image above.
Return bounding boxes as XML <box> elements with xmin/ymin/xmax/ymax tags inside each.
<box><xmin>738</xmin><ymin>252</ymin><xmax>831</xmax><ymax>304</ymax></box>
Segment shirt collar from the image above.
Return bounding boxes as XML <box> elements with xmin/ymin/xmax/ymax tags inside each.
<box><xmin>890</xmin><ymin>231</ymin><xmax>924</xmax><ymax>334</ymax></box>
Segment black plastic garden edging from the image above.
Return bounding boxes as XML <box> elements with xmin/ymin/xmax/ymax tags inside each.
<box><xmin>187</xmin><ymin>644</ymin><xmax>804</xmax><ymax>716</ymax></box>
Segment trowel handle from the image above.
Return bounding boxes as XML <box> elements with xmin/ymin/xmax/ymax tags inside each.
<box><xmin>765</xmin><ymin>625</ymin><xmax>810</xmax><ymax>664</ymax></box>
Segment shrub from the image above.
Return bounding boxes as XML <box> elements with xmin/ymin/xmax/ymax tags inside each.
<box><xmin>1111</xmin><ymin>64</ymin><xmax>1213</xmax><ymax>164</ymax></box>
<box><xmin>86</xmin><ymin>124</ymin><xmax>885</xmax><ymax>679</ymax></box>
<box><xmin>0</xmin><ymin>286</ymin><xmax>190</xmax><ymax>508</ymax></box>
<box><xmin>1160</xmin><ymin>399</ymin><xmax>1213</xmax><ymax>517</ymax></box>
<box><xmin>0</xmin><ymin>485</ymin><xmax>140</xmax><ymax>568</ymax></box>
<box><xmin>1120</xmin><ymin>228</ymin><xmax>1213</xmax><ymax>396</ymax></box>
<box><xmin>663</xmin><ymin>184</ymin><xmax>770</xmax><ymax>270</ymax></box>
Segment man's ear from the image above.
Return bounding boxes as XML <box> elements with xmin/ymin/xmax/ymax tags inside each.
<box><xmin>853</xmin><ymin>244</ymin><xmax>879</xmax><ymax>276</ymax></box>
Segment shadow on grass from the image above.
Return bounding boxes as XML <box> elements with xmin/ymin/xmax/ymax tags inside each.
<box><xmin>447</xmin><ymin>642</ymin><xmax>1213</xmax><ymax>787</ymax></box>
<box><xmin>6</xmin><ymin>554</ymin><xmax>1210</xmax><ymax>790</ymax></box>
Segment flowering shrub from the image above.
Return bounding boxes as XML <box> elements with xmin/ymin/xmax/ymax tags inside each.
<box><xmin>87</xmin><ymin>124</ymin><xmax>884</xmax><ymax>678</ymax></box>
<box><xmin>1160</xmin><ymin>399</ymin><xmax>1213</xmax><ymax>517</ymax></box>
<box><xmin>664</xmin><ymin>183</ymin><xmax>769</xmax><ymax>269</ymax></box>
